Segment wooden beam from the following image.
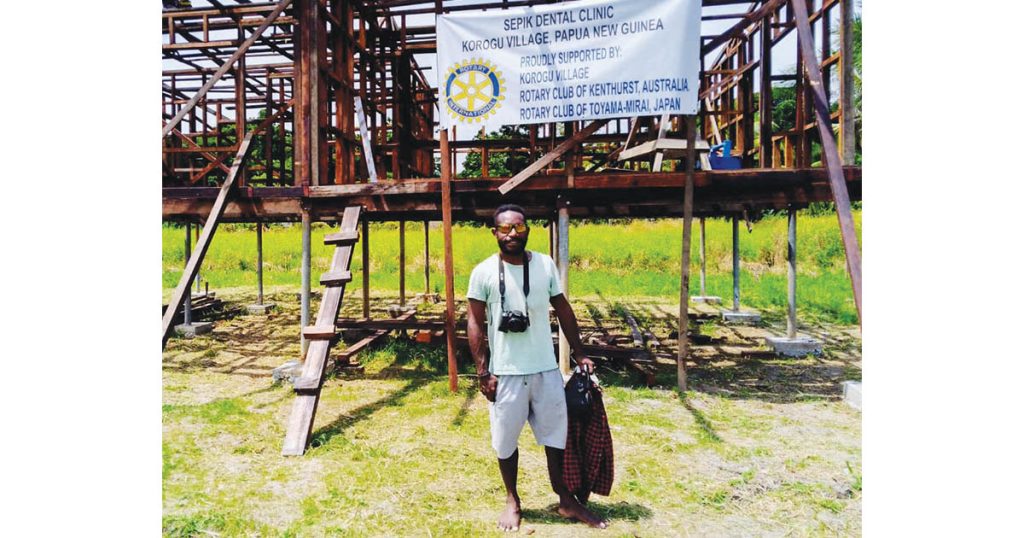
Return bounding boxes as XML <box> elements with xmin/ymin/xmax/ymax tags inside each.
<box><xmin>792</xmin><ymin>0</ymin><xmax>862</xmax><ymax>323</ymax></box>
<box><xmin>362</xmin><ymin>218</ymin><xmax>370</xmax><ymax>318</ymax></box>
<box><xmin>840</xmin><ymin>0</ymin><xmax>856</xmax><ymax>163</ymax></box>
<box><xmin>161</xmin><ymin>0</ymin><xmax>293</xmax><ymax>137</ymax></box>
<box><xmin>161</xmin><ymin>131</ymin><xmax>257</xmax><ymax>346</ymax></box>
<box><xmin>678</xmin><ymin>115</ymin><xmax>697</xmax><ymax>392</ymax></box>
<box><xmin>440</xmin><ymin>129</ymin><xmax>459</xmax><ymax>392</ymax></box>
<box><xmin>498</xmin><ymin>119</ymin><xmax>609</xmax><ymax>195</ymax></box>
<box><xmin>355</xmin><ymin>98</ymin><xmax>378</xmax><ymax>182</ymax></box>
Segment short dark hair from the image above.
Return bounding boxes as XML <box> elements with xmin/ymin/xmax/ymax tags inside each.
<box><xmin>493</xmin><ymin>204</ymin><xmax>526</xmax><ymax>225</ymax></box>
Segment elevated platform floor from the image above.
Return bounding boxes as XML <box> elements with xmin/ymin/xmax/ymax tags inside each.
<box><xmin>163</xmin><ymin>167</ymin><xmax>861</xmax><ymax>222</ymax></box>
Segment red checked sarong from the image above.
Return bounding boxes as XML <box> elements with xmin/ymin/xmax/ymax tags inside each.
<box><xmin>563</xmin><ymin>385</ymin><xmax>614</xmax><ymax>496</ymax></box>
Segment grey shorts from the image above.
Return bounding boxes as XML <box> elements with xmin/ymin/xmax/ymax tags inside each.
<box><xmin>489</xmin><ymin>368</ymin><xmax>568</xmax><ymax>459</ymax></box>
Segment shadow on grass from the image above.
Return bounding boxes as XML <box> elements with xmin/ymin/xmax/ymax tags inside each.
<box><xmin>679</xmin><ymin>392</ymin><xmax>722</xmax><ymax>443</ymax></box>
<box><xmin>521</xmin><ymin>500</ymin><xmax>653</xmax><ymax>525</ymax></box>
<box><xmin>450</xmin><ymin>385</ymin><xmax>477</xmax><ymax>428</ymax></box>
<box><xmin>309</xmin><ymin>376</ymin><xmax>432</xmax><ymax>450</ymax></box>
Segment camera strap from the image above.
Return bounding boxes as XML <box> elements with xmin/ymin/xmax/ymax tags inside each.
<box><xmin>498</xmin><ymin>251</ymin><xmax>529</xmax><ymax>312</ymax></box>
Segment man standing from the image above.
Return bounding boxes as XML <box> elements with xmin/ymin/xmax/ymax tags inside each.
<box><xmin>467</xmin><ymin>204</ymin><xmax>607</xmax><ymax>531</ymax></box>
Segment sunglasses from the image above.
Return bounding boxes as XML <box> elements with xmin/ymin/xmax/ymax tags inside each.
<box><xmin>495</xmin><ymin>223</ymin><xmax>529</xmax><ymax>235</ymax></box>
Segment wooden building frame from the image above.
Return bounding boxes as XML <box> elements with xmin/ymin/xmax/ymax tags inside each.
<box><xmin>162</xmin><ymin>0</ymin><xmax>862</xmax><ymax>396</ymax></box>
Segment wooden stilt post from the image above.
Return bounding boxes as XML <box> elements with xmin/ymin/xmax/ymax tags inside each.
<box><xmin>301</xmin><ymin>210</ymin><xmax>311</xmax><ymax>355</ymax></box>
<box><xmin>194</xmin><ymin>224</ymin><xmax>202</xmax><ymax>294</ymax></box>
<box><xmin>423</xmin><ymin>220</ymin><xmax>430</xmax><ymax>295</ymax></box>
<box><xmin>678</xmin><ymin>115</ymin><xmax>697</xmax><ymax>392</ymax></box>
<box><xmin>548</xmin><ymin>219</ymin><xmax>555</xmax><ymax>258</ymax></box>
<box><xmin>760</xmin><ymin>12</ymin><xmax>773</xmax><ymax>168</ymax></box>
<box><xmin>362</xmin><ymin>219</ymin><xmax>370</xmax><ymax>319</ymax></box>
<box><xmin>399</xmin><ymin>220</ymin><xmax>406</xmax><ymax>307</ymax></box>
<box><xmin>184</xmin><ymin>223</ymin><xmax>193</xmax><ymax>326</ymax></box>
<box><xmin>699</xmin><ymin>217</ymin><xmax>707</xmax><ymax>296</ymax></box>
<box><xmin>839</xmin><ymin>0</ymin><xmax>856</xmax><ymax>164</ymax></box>
<box><xmin>440</xmin><ymin>129</ymin><xmax>459</xmax><ymax>392</ymax></box>
<box><xmin>257</xmin><ymin>222</ymin><xmax>265</xmax><ymax>305</ymax></box>
<box><xmin>787</xmin><ymin>208</ymin><xmax>798</xmax><ymax>339</ymax></box>
<box><xmin>556</xmin><ymin>196</ymin><xmax>571</xmax><ymax>375</ymax></box>
<box><xmin>732</xmin><ymin>216</ymin><xmax>740</xmax><ymax>311</ymax></box>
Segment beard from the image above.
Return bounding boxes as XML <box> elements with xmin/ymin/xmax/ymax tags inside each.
<box><xmin>498</xmin><ymin>235</ymin><xmax>528</xmax><ymax>255</ymax></box>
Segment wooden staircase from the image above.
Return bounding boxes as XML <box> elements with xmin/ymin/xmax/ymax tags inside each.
<box><xmin>281</xmin><ymin>206</ymin><xmax>361</xmax><ymax>456</ymax></box>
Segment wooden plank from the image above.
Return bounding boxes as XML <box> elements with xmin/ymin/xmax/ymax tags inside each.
<box><xmin>652</xmin><ymin>113</ymin><xmax>671</xmax><ymax>172</ymax></box>
<box><xmin>161</xmin><ymin>0</ymin><xmax>293</xmax><ymax>137</ymax></box>
<box><xmin>330</xmin><ymin>311</ymin><xmax>417</xmax><ymax>371</ymax></box>
<box><xmin>620</xmin><ymin>306</ymin><xmax>646</xmax><ymax>349</ymax></box>
<box><xmin>355</xmin><ymin>98</ymin><xmax>378</xmax><ymax>182</ymax></box>
<box><xmin>161</xmin><ymin>131</ymin><xmax>258</xmax><ymax>347</ymax></box>
<box><xmin>332</xmin><ymin>330</ymin><xmax>388</xmax><ymax>365</ymax></box>
<box><xmin>319</xmin><ymin>270</ymin><xmax>353</xmax><ymax>286</ymax></box>
<box><xmin>617</xmin><ymin>138</ymin><xmax>710</xmax><ymax>161</ymax></box>
<box><xmin>282</xmin><ymin>205</ymin><xmax>362</xmax><ymax>456</ymax></box>
<box><xmin>301</xmin><ymin>325</ymin><xmax>336</xmax><ymax>340</ymax></box>
<box><xmin>497</xmin><ymin>119</ymin><xmax>609</xmax><ymax>195</ymax></box>
<box><xmin>609</xmin><ymin>116</ymin><xmax>641</xmax><ymax>161</ymax></box>
<box><xmin>792</xmin><ymin>0</ymin><xmax>862</xmax><ymax>323</ymax></box>
<box><xmin>323</xmin><ymin>229</ymin><xmax>359</xmax><ymax>245</ymax></box>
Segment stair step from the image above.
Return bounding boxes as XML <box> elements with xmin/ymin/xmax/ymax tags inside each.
<box><xmin>320</xmin><ymin>270</ymin><xmax>353</xmax><ymax>286</ymax></box>
<box><xmin>324</xmin><ymin>230</ymin><xmax>359</xmax><ymax>246</ymax></box>
<box><xmin>301</xmin><ymin>325</ymin><xmax>336</xmax><ymax>340</ymax></box>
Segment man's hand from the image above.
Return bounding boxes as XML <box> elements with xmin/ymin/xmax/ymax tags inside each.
<box><xmin>479</xmin><ymin>374</ymin><xmax>498</xmax><ymax>402</ymax></box>
<box><xmin>577</xmin><ymin>356</ymin><xmax>596</xmax><ymax>374</ymax></box>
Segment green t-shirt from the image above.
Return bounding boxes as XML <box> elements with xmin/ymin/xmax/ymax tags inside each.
<box><xmin>466</xmin><ymin>251</ymin><xmax>563</xmax><ymax>375</ymax></box>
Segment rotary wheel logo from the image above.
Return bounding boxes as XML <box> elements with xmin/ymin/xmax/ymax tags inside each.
<box><xmin>444</xmin><ymin>59</ymin><xmax>506</xmax><ymax>123</ymax></box>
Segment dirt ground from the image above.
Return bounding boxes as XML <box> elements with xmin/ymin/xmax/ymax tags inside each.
<box><xmin>163</xmin><ymin>286</ymin><xmax>861</xmax><ymax>536</ymax></box>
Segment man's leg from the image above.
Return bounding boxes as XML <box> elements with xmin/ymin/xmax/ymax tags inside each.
<box><xmin>544</xmin><ymin>446</ymin><xmax>607</xmax><ymax>529</ymax></box>
<box><xmin>497</xmin><ymin>449</ymin><xmax>521</xmax><ymax>531</ymax></box>
<box><xmin>491</xmin><ymin>375</ymin><xmax>528</xmax><ymax>531</ymax></box>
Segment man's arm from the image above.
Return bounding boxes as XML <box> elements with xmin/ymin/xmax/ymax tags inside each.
<box><xmin>467</xmin><ymin>298</ymin><xmax>497</xmax><ymax>401</ymax></box>
<box><xmin>550</xmin><ymin>293</ymin><xmax>595</xmax><ymax>373</ymax></box>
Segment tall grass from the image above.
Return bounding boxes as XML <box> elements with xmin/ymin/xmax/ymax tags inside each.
<box><xmin>163</xmin><ymin>210</ymin><xmax>861</xmax><ymax>324</ymax></box>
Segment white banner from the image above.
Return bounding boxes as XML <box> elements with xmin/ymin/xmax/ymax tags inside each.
<box><xmin>436</xmin><ymin>0</ymin><xmax>701</xmax><ymax>129</ymax></box>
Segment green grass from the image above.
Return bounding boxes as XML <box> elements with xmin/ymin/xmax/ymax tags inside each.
<box><xmin>163</xmin><ymin>211</ymin><xmax>861</xmax><ymax>324</ymax></box>
<box><xmin>164</xmin><ymin>336</ymin><xmax>863</xmax><ymax>536</ymax></box>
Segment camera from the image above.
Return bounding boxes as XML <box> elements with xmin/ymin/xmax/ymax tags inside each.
<box><xmin>498</xmin><ymin>310</ymin><xmax>530</xmax><ymax>333</ymax></box>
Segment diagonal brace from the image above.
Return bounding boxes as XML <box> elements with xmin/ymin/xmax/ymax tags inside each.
<box><xmin>498</xmin><ymin>119</ymin><xmax>609</xmax><ymax>195</ymax></box>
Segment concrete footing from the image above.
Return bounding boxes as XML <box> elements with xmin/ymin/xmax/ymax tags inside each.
<box><xmin>722</xmin><ymin>309</ymin><xmax>761</xmax><ymax>323</ymax></box>
<box><xmin>841</xmin><ymin>381</ymin><xmax>862</xmax><ymax>410</ymax></box>
<box><xmin>414</xmin><ymin>293</ymin><xmax>441</xmax><ymax>304</ymax></box>
<box><xmin>765</xmin><ymin>336</ymin><xmax>823</xmax><ymax>357</ymax></box>
<box><xmin>246</xmin><ymin>303</ymin><xmax>277</xmax><ymax>315</ymax></box>
<box><xmin>387</xmin><ymin>304</ymin><xmax>417</xmax><ymax>318</ymax></box>
<box><xmin>272</xmin><ymin>360</ymin><xmax>304</xmax><ymax>384</ymax></box>
<box><xmin>174</xmin><ymin>321</ymin><xmax>213</xmax><ymax>337</ymax></box>
<box><xmin>692</xmin><ymin>296</ymin><xmax>722</xmax><ymax>305</ymax></box>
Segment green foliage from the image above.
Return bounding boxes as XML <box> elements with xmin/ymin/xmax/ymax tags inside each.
<box><xmin>458</xmin><ymin>125</ymin><xmax>531</xmax><ymax>178</ymax></box>
<box><xmin>163</xmin><ymin>211</ymin><xmax>862</xmax><ymax>324</ymax></box>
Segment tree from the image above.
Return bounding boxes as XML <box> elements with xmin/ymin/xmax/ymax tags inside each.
<box><xmin>458</xmin><ymin>125</ymin><xmax>531</xmax><ymax>178</ymax></box>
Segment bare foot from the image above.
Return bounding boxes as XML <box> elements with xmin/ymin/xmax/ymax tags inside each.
<box><xmin>558</xmin><ymin>496</ymin><xmax>607</xmax><ymax>529</ymax></box>
<box><xmin>498</xmin><ymin>495</ymin><xmax>521</xmax><ymax>532</ymax></box>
